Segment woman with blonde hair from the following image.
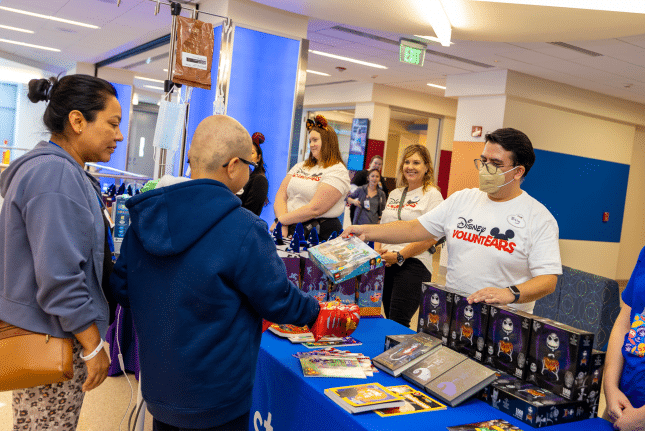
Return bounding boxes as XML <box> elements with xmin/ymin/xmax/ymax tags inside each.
<box><xmin>271</xmin><ymin>115</ymin><xmax>350</xmax><ymax>240</ymax></box>
<box><xmin>376</xmin><ymin>144</ymin><xmax>443</xmax><ymax>328</ymax></box>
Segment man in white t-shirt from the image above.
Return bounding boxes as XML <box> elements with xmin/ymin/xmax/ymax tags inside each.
<box><xmin>343</xmin><ymin>128</ymin><xmax>562</xmax><ymax>313</ymax></box>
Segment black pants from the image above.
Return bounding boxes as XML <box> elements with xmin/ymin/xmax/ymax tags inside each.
<box><xmin>153</xmin><ymin>412</ymin><xmax>250</xmax><ymax>431</ymax></box>
<box><xmin>287</xmin><ymin>217</ymin><xmax>343</xmax><ymax>241</ymax></box>
<box><xmin>382</xmin><ymin>257</ymin><xmax>432</xmax><ymax>328</ymax></box>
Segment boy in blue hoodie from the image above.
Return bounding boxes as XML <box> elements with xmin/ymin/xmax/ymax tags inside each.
<box><xmin>110</xmin><ymin>116</ymin><xmax>322</xmax><ymax>431</ymax></box>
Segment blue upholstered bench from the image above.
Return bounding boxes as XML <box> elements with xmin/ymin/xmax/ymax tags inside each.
<box><xmin>533</xmin><ymin>266</ymin><xmax>621</xmax><ymax>351</ymax></box>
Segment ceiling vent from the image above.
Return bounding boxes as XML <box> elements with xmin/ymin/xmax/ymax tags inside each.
<box><xmin>548</xmin><ymin>42</ymin><xmax>603</xmax><ymax>57</ymax></box>
<box><xmin>330</xmin><ymin>25</ymin><xmax>493</xmax><ymax>68</ymax></box>
<box><xmin>305</xmin><ymin>80</ymin><xmax>357</xmax><ymax>87</ymax></box>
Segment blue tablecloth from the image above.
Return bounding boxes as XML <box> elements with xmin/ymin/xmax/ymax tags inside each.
<box><xmin>251</xmin><ymin>318</ymin><xmax>613</xmax><ymax>430</ymax></box>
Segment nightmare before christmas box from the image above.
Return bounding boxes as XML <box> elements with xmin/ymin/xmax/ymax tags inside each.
<box><xmin>418</xmin><ymin>282</ymin><xmax>458</xmax><ymax>345</ymax></box>
<box><xmin>448</xmin><ymin>292</ymin><xmax>490</xmax><ymax>361</ymax></box>
<box><xmin>487</xmin><ymin>379</ymin><xmax>586</xmax><ymax>428</ymax></box>
<box><xmin>308</xmin><ymin>235</ymin><xmax>383</xmax><ymax>284</ymax></box>
<box><xmin>301</xmin><ymin>251</ymin><xmax>329</xmax><ymax>302</ymax></box>
<box><xmin>484</xmin><ymin>305</ymin><xmax>534</xmax><ymax>380</ymax></box>
<box><xmin>526</xmin><ymin>318</ymin><xmax>595</xmax><ymax>400</ymax></box>
<box><xmin>579</xmin><ymin>349</ymin><xmax>606</xmax><ymax>419</ymax></box>
<box><xmin>276</xmin><ymin>247</ymin><xmax>302</xmax><ymax>289</ymax></box>
<box><xmin>356</xmin><ymin>266</ymin><xmax>385</xmax><ymax>317</ymax></box>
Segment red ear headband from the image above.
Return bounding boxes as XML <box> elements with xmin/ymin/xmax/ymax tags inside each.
<box><xmin>252</xmin><ymin>132</ymin><xmax>265</xmax><ymax>145</ymax></box>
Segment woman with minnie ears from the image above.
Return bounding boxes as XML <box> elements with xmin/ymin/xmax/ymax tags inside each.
<box><xmin>271</xmin><ymin>115</ymin><xmax>350</xmax><ymax>241</ymax></box>
<box><xmin>238</xmin><ymin>131</ymin><xmax>269</xmax><ymax>216</ymax></box>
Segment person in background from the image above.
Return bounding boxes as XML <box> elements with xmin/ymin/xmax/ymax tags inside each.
<box><xmin>346</xmin><ymin>168</ymin><xmax>386</xmax><ymax>225</ymax></box>
<box><xmin>0</xmin><ymin>74</ymin><xmax>120</xmax><ymax>430</ymax></box>
<box><xmin>343</xmin><ymin>128</ymin><xmax>561</xmax><ymax>314</ymax></box>
<box><xmin>110</xmin><ymin>115</ymin><xmax>343</xmax><ymax>431</ymax></box>
<box><xmin>349</xmin><ymin>154</ymin><xmax>388</xmax><ymax>222</ymax></box>
<box><xmin>238</xmin><ymin>131</ymin><xmax>269</xmax><ymax>216</ymax></box>
<box><xmin>374</xmin><ymin>145</ymin><xmax>443</xmax><ymax>327</ymax></box>
<box><xmin>603</xmin><ymin>245</ymin><xmax>645</xmax><ymax>431</ymax></box>
<box><xmin>271</xmin><ymin>115</ymin><xmax>350</xmax><ymax>240</ymax></box>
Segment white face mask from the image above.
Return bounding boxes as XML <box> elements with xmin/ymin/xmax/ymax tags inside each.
<box><xmin>478</xmin><ymin>165</ymin><xmax>519</xmax><ymax>194</ymax></box>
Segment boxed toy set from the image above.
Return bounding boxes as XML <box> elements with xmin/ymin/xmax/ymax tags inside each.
<box><xmin>486</xmin><ymin>379</ymin><xmax>586</xmax><ymax>428</ymax></box>
<box><xmin>525</xmin><ymin>318</ymin><xmax>595</xmax><ymax>400</ymax></box>
<box><xmin>356</xmin><ymin>266</ymin><xmax>385</xmax><ymax>317</ymax></box>
<box><xmin>449</xmin><ymin>292</ymin><xmax>490</xmax><ymax>361</ymax></box>
<box><xmin>485</xmin><ymin>305</ymin><xmax>534</xmax><ymax>380</ymax></box>
<box><xmin>417</xmin><ymin>282</ymin><xmax>458</xmax><ymax>344</ymax></box>
<box><xmin>307</xmin><ymin>235</ymin><xmax>383</xmax><ymax>284</ymax></box>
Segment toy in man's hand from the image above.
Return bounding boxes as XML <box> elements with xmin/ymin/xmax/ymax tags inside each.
<box><xmin>310</xmin><ymin>300</ymin><xmax>360</xmax><ymax>341</ymax></box>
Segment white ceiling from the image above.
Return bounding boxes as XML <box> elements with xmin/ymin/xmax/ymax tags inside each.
<box><xmin>3</xmin><ymin>0</ymin><xmax>645</xmax><ymax>110</ymax></box>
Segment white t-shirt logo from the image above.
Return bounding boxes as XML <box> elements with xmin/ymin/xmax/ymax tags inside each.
<box><xmin>507</xmin><ymin>214</ymin><xmax>526</xmax><ymax>228</ymax></box>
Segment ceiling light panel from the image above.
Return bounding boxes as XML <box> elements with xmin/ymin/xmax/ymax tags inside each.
<box><xmin>0</xmin><ymin>24</ymin><xmax>34</xmax><ymax>34</ymax></box>
<box><xmin>473</xmin><ymin>0</ymin><xmax>645</xmax><ymax>13</ymax></box>
<box><xmin>0</xmin><ymin>38</ymin><xmax>60</xmax><ymax>52</ymax></box>
<box><xmin>306</xmin><ymin>70</ymin><xmax>331</xmax><ymax>76</ymax></box>
<box><xmin>0</xmin><ymin>6</ymin><xmax>100</xmax><ymax>29</ymax></box>
<box><xmin>309</xmin><ymin>50</ymin><xmax>388</xmax><ymax>69</ymax></box>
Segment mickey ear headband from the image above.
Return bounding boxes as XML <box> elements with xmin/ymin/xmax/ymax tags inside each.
<box><xmin>306</xmin><ymin>114</ymin><xmax>328</xmax><ymax>132</ymax></box>
<box><xmin>252</xmin><ymin>132</ymin><xmax>265</xmax><ymax>145</ymax></box>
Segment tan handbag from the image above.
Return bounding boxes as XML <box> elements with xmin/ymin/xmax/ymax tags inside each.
<box><xmin>0</xmin><ymin>320</ymin><xmax>74</xmax><ymax>391</ymax></box>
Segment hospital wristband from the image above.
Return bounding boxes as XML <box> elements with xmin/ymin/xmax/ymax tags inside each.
<box><xmin>80</xmin><ymin>339</ymin><xmax>105</xmax><ymax>361</ymax></box>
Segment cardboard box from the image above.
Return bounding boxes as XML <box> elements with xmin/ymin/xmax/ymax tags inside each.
<box><xmin>418</xmin><ymin>283</ymin><xmax>457</xmax><ymax>345</ymax></box>
<box><xmin>488</xmin><ymin>379</ymin><xmax>586</xmax><ymax>428</ymax></box>
<box><xmin>526</xmin><ymin>318</ymin><xmax>595</xmax><ymax>400</ymax></box>
<box><xmin>449</xmin><ymin>292</ymin><xmax>490</xmax><ymax>361</ymax></box>
<box><xmin>484</xmin><ymin>305</ymin><xmax>534</xmax><ymax>380</ymax></box>
<box><xmin>301</xmin><ymin>252</ymin><xmax>328</xmax><ymax>302</ymax></box>
<box><xmin>307</xmin><ymin>236</ymin><xmax>383</xmax><ymax>284</ymax></box>
<box><xmin>276</xmin><ymin>247</ymin><xmax>302</xmax><ymax>289</ymax></box>
<box><xmin>328</xmin><ymin>277</ymin><xmax>357</xmax><ymax>305</ymax></box>
<box><xmin>357</xmin><ymin>266</ymin><xmax>384</xmax><ymax>317</ymax></box>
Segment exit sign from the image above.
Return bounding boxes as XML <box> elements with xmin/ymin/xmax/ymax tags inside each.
<box><xmin>399</xmin><ymin>38</ymin><xmax>426</xmax><ymax>67</ymax></box>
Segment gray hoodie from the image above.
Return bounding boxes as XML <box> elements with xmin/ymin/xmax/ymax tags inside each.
<box><xmin>0</xmin><ymin>141</ymin><xmax>109</xmax><ymax>338</ymax></box>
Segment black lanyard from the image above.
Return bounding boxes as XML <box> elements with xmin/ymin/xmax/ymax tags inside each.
<box><xmin>397</xmin><ymin>187</ymin><xmax>408</xmax><ymax>221</ymax></box>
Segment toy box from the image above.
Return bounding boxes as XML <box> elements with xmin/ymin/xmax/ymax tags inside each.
<box><xmin>484</xmin><ymin>305</ymin><xmax>534</xmax><ymax>380</ymax></box>
<box><xmin>329</xmin><ymin>278</ymin><xmax>357</xmax><ymax>305</ymax></box>
<box><xmin>307</xmin><ymin>236</ymin><xmax>382</xmax><ymax>284</ymax></box>
<box><xmin>526</xmin><ymin>318</ymin><xmax>595</xmax><ymax>400</ymax></box>
<box><xmin>449</xmin><ymin>292</ymin><xmax>490</xmax><ymax>361</ymax></box>
<box><xmin>418</xmin><ymin>283</ymin><xmax>457</xmax><ymax>345</ymax></box>
<box><xmin>579</xmin><ymin>349</ymin><xmax>605</xmax><ymax>418</ymax></box>
<box><xmin>488</xmin><ymin>379</ymin><xmax>586</xmax><ymax>428</ymax></box>
<box><xmin>276</xmin><ymin>247</ymin><xmax>302</xmax><ymax>289</ymax></box>
<box><xmin>301</xmin><ymin>251</ymin><xmax>328</xmax><ymax>302</ymax></box>
<box><xmin>357</xmin><ymin>266</ymin><xmax>384</xmax><ymax>317</ymax></box>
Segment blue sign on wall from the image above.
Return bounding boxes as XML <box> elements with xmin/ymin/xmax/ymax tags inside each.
<box><xmin>98</xmin><ymin>81</ymin><xmax>132</xmax><ymax>190</ymax></box>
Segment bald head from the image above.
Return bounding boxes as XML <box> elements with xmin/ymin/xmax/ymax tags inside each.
<box><xmin>189</xmin><ymin>115</ymin><xmax>252</xmax><ymax>175</ymax></box>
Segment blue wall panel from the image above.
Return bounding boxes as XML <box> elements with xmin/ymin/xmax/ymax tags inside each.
<box><xmin>522</xmin><ymin>149</ymin><xmax>630</xmax><ymax>242</ymax></box>
<box><xmin>227</xmin><ymin>27</ymin><xmax>300</xmax><ymax>226</ymax></box>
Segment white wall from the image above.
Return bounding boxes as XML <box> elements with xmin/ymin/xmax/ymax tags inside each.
<box><xmin>14</xmin><ymin>84</ymin><xmax>48</xmax><ymax>156</ymax></box>
<box><xmin>454</xmin><ymin>95</ymin><xmax>507</xmax><ymax>142</ymax></box>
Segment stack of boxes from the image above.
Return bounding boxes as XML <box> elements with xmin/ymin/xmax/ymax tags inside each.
<box><xmin>417</xmin><ymin>283</ymin><xmax>605</xmax><ymax>428</ymax></box>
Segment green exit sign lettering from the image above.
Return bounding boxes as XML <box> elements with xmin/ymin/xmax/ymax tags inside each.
<box><xmin>399</xmin><ymin>39</ymin><xmax>426</xmax><ymax>67</ymax></box>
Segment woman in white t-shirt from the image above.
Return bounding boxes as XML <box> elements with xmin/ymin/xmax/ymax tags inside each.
<box><xmin>272</xmin><ymin>115</ymin><xmax>350</xmax><ymax>241</ymax></box>
<box><xmin>377</xmin><ymin>144</ymin><xmax>444</xmax><ymax>328</ymax></box>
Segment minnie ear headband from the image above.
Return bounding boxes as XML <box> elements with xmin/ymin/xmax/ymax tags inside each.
<box><xmin>252</xmin><ymin>132</ymin><xmax>265</xmax><ymax>145</ymax></box>
<box><xmin>306</xmin><ymin>114</ymin><xmax>328</xmax><ymax>132</ymax></box>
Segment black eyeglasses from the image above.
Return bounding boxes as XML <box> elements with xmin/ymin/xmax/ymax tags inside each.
<box><xmin>223</xmin><ymin>157</ymin><xmax>258</xmax><ymax>171</ymax></box>
<box><xmin>474</xmin><ymin>159</ymin><xmax>514</xmax><ymax>175</ymax></box>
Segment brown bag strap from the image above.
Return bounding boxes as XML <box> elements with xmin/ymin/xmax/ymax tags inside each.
<box><xmin>0</xmin><ymin>320</ymin><xmax>37</xmax><ymax>340</ymax></box>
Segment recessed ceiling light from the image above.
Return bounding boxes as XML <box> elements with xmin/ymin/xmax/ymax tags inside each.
<box><xmin>309</xmin><ymin>50</ymin><xmax>388</xmax><ymax>69</ymax></box>
<box><xmin>472</xmin><ymin>0</ymin><xmax>645</xmax><ymax>13</ymax></box>
<box><xmin>414</xmin><ymin>35</ymin><xmax>454</xmax><ymax>45</ymax></box>
<box><xmin>0</xmin><ymin>6</ymin><xmax>100</xmax><ymax>29</ymax></box>
<box><xmin>306</xmin><ymin>70</ymin><xmax>331</xmax><ymax>76</ymax></box>
<box><xmin>163</xmin><ymin>69</ymin><xmax>168</xmax><ymax>72</ymax></box>
<box><xmin>427</xmin><ymin>83</ymin><xmax>446</xmax><ymax>89</ymax></box>
<box><xmin>135</xmin><ymin>76</ymin><xmax>164</xmax><ymax>83</ymax></box>
<box><xmin>0</xmin><ymin>24</ymin><xmax>34</xmax><ymax>34</ymax></box>
<box><xmin>144</xmin><ymin>85</ymin><xmax>164</xmax><ymax>91</ymax></box>
<box><xmin>0</xmin><ymin>38</ymin><xmax>60</xmax><ymax>52</ymax></box>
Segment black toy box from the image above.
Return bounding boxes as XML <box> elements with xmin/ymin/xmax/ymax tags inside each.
<box><xmin>448</xmin><ymin>292</ymin><xmax>490</xmax><ymax>361</ymax></box>
<box><xmin>484</xmin><ymin>305</ymin><xmax>534</xmax><ymax>380</ymax></box>
<box><xmin>418</xmin><ymin>282</ymin><xmax>458</xmax><ymax>345</ymax></box>
<box><xmin>526</xmin><ymin>317</ymin><xmax>595</xmax><ymax>400</ymax></box>
<box><xmin>486</xmin><ymin>379</ymin><xmax>586</xmax><ymax>428</ymax></box>
<box><xmin>579</xmin><ymin>349</ymin><xmax>605</xmax><ymax>418</ymax></box>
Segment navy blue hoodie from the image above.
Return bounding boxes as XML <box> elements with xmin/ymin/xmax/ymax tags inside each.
<box><xmin>110</xmin><ymin>178</ymin><xmax>319</xmax><ymax>428</ymax></box>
